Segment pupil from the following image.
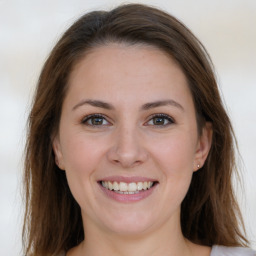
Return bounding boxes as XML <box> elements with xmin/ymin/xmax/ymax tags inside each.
<box><xmin>154</xmin><ymin>117</ymin><xmax>164</xmax><ymax>125</ymax></box>
<box><xmin>92</xmin><ymin>117</ymin><xmax>103</xmax><ymax>125</ymax></box>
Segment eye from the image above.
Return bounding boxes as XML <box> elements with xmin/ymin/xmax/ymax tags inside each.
<box><xmin>82</xmin><ymin>114</ymin><xmax>111</xmax><ymax>126</ymax></box>
<box><xmin>146</xmin><ymin>114</ymin><xmax>174</xmax><ymax>126</ymax></box>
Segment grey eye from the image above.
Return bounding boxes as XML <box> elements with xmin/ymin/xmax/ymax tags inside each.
<box><xmin>89</xmin><ymin>117</ymin><xmax>104</xmax><ymax>125</ymax></box>
<box><xmin>147</xmin><ymin>114</ymin><xmax>174</xmax><ymax>126</ymax></box>
<box><xmin>82</xmin><ymin>115</ymin><xmax>110</xmax><ymax>126</ymax></box>
<box><xmin>152</xmin><ymin>117</ymin><xmax>168</xmax><ymax>125</ymax></box>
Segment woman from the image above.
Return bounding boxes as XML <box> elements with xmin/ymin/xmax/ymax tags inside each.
<box><xmin>23</xmin><ymin>3</ymin><xmax>255</xmax><ymax>256</ymax></box>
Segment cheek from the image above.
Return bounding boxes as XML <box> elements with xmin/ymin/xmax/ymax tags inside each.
<box><xmin>151</xmin><ymin>132</ymin><xmax>196</xmax><ymax>174</ymax></box>
<box><xmin>63</xmin><ymin>139</ymin><xmax>92</xmax><ymax>172</ymax></box>
<box><xmin>149</xmin><ymin>132</ymin><xmax>196</xmax><ymax>200</ymax></box>
<box><xmin>61</xmin><ymin>129</ymin><xmax>106</xmax><ymax>171</ymax></box>
<box><xmin>60</xmin><ymin>134</ymin><xmax>105</xmax><ymax>203</ymax></box>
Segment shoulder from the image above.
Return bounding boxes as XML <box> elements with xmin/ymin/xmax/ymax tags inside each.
<box><xmin>211</xmin><ymin>245</ymin><xmax>256</xmax><ymax>256</ymax></box>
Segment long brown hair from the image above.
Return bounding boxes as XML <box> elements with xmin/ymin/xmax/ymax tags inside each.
<box><xmin>23</xmin><ymin>4</ymin><xmax>248</xmax><ymax>255</ymax></box>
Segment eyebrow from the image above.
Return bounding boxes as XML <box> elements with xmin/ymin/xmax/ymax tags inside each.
<box><xmin>141</xmin><ymin>100</ymin><xmax>184</xmax><ymax>111</ymax></box>
<box><xmin>72</xmin><ymin>99</ymin><xmax>114</xmax><ymax>111</ymax></box>
<box><xmin>72</xmin><ymin>99</ymin><xmax>184</xmax><ymax>111</ymax></box>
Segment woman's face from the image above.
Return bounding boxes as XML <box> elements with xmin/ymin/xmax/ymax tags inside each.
<box><xmin>53</xmin><ymin>43</ymin><xmax>211</xmax><ymax>237</ymax></box>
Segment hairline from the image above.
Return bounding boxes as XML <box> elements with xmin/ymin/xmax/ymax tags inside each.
<box><xmin>59</xmin><ymin>40</ymin><xmax>204</xmax><ymax>135</ymax></box>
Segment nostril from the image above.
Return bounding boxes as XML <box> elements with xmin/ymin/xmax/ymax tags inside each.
<box><xmin>106</xmin><ymin>139</ymin><xmax>148</xmax><ymax>168</ymax></box>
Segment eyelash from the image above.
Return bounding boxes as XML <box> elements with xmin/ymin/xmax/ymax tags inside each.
<box><xmin>81</xmin><ymin>113</ymin><xmax>175</xmax><ymax>127</ymax></box>
<box><xmin>145</xmin><ymin>113</ymin><xmax>175</xmax><ymax>127</ymax></box>
<box><xmin>81</xmin><ymin>114</ymin><xmax>111</xmax><ymax>126</ymax></box>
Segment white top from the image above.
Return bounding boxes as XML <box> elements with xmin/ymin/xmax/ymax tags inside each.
<box><xmin>60</xmin><ymin>245</ymin><xmax>256</xmax><ymax>255</ymax></box>
<box><xmin>210</xmin><ymin>245</ymin><xmax>256</xmax><ymax>255</ymax></box>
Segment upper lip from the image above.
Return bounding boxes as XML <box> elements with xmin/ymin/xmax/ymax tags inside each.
<box><xmin>98</xmin><ymin>176</ymin><xmax>157</xmax><ymax>183</ymax></box>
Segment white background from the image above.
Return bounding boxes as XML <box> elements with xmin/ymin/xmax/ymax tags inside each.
<box><xmin>0</xmin><ymin>0</ymin><xmax>255</xmax><ymax>255</ymax></box>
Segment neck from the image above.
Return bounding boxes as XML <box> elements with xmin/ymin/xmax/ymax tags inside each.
<box><xmin>76</xmin><ymin>213</ymin><xmax>194</xmax><ymax>256</ymax></box>
<box><xmin>82</xmin><ymin>233</ymin><xmax>191</xmax><ymax>256</ymax></box>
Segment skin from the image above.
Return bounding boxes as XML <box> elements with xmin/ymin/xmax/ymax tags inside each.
<box><xmin>53</xmin><ymin>43</ymin><xmax>212</xmax><ymax>256</ymax></box>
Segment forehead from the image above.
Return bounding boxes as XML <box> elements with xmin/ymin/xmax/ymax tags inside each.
<box><xmin>66</xmin><ymin>43</ymin><xmax>193</xmax><ymax>108</ymax></box>
<box><xmin>71</xmin><ymin>44</ymin><xmax>170</xmax><ymax>76</ymax></box>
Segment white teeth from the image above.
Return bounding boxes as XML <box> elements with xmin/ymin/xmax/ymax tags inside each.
<box><xmin>113</xmin><ymin>181</ymin><xmax>119</xmax><ymax>191</ymax></box>
<box><xmin>143</xmin><ymin>181</ymin><xmax>148</xmax><ymax>190</ymax></box>
<box><xmin>137</xmin><ymin>182</ymin><xmax>143</xmax><ymax>191</ymax></box>
<box><xmin>108</xmin><ymin>181</ymin><xmax>113</xmax><ymax>190</ymax></box>
<box><xmin>119</xmin><ymin>182</ymin><xmax>128</xmax><ymax>192</ymax></box>
<box><xmin>128</xmin><ymin>182</ymin><xmax>137</xmax><ymax>192</ymax></box>
<box><xmin>101</xmin><ymin>181</ymin><xmax>154</xmax><ymax>193</ymax></box>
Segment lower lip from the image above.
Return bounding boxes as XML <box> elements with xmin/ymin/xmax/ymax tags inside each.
<box><xmin>99</xmin><ymin>183</ymin><xmax>158</xmax><ymax>203</ymax></box>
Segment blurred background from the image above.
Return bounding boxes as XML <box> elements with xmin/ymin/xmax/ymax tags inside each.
<box><xmin>0</xmin><ymin>0</ymin><xmax>255</xmax><ymax>255</ymax></box>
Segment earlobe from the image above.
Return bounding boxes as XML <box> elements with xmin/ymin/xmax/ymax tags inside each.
<box><xmin>52</xmin><ymin>136</ymin><xmax>65</xmax><ymax>170</ymax></box>
<box><xmin>194</xmin><ymin>122</ymin><xmax>212</xmax><ymax>171</ymax></box>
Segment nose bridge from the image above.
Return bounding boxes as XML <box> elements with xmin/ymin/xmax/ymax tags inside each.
<box><xmin>108</xmin><ymin>121</ymin><xmax>147</xmax><ymax>167</ymax></box>
<box><xmin>118</xmin><ymin>123</ymin><xmax>138</xmax><ymax>153</ymax></box>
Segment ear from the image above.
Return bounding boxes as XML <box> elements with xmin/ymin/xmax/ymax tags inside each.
<box><xmin>52</xmin><ymin>135</ymin><xmax>65</xmax><ymax>170</ymax></box>
<box><xmin>193</xmin><ymin>122</ymin><xmax>212</xmax><ymax>171</ymax></box>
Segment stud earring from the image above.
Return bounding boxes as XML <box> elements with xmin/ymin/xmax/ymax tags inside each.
<box><xmin>197</xmin><ymin>164</ymin><xmax>200</xmax><ymax>169</ymax></box>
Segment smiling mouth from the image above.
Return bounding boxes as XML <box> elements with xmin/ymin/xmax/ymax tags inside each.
<box><xmin>100</xmin><ymin>181</ymin><xmax>158</xmax><ymax>194</ymax></box>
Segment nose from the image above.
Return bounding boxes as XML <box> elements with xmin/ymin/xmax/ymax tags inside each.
<box><xmin>107</xmin><ymin>125</ymin><xmax>148</xmax><ymax>168</ymax></box>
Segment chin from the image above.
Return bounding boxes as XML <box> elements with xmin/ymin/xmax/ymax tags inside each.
<box><xmin>98</xmin><ymin>210</ymin><xmax>157</xmax><ymax>236</ymax></box>
<box><xmin>107</xmin><ymin>222</ymin><xmax>152</xmax><ymax>237</ymax></box>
